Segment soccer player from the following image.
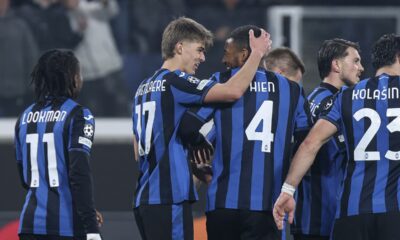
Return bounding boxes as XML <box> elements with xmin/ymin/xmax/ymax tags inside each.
<box><xmin>178</xmin><ymin>25</ymin><xmax>312</xmax><ymax>240</ymax></box>
<box><xmin>263</xmin><ymin>47</ymin><xmax>305</xmax><ymax>83</ymax></box>
<box><xmin>132</xmin><ymin>18</ymin><xmax>271</xmax><ymax>240</ymax></box>
<box><xmin>273</xmin><ymin>33</ymin><xmax>400</xmax><ymax>240</ymax></box>
<box><xmin>14</xmin><ymin>49</ymin><xmax>102</xmax><ymax>240</ymax></box>
<box><xmin>291</xmin><ymin>39</ymin><xmax>363</xmax><ymax>240</ymax></box>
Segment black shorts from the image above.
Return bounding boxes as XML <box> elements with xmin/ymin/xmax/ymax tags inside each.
<box><xmin>19</xmin><ymin>234</ymin><xmax>85</xmax><ymax>240</ymax></box>
<box><xmin>133</xmin><ymin>201</ymin><xmax>193</xmax><ymax>240</ymax></box>
<box><xmin>293</xmin><ymin>234</ymin><xmax>329</xmax><ymax>240</ymax></box>
<box><xmin>332</xmin><ymin>212</ymin><xmax>400</xmax><ymax>240</ymax></box>
<box><xmin>206</xmin><ymin>208</ymin><xmax>282</xmax><ymax>240</ymax></box>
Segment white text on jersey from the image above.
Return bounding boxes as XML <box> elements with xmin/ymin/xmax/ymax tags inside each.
<box><xmin>135</xmin><ymin>79</ymin><xmax>166</xmax><ymax>97</ymax></box>
<box><xmin>249</xmin><ymin>81</ymin><xmax>276</xmax><ymax>93</ymax></box>
<box><xmin>22</xmin><ymin>110</ymin><xmax>67</xmax><ymax>124</ymax></box>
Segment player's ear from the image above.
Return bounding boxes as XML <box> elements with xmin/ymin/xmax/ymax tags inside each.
<box><xmin>175</xmin><ymin>42</ymin><xmax>183</xmax><ymax>55</ymax></box>
<box><xmin>240</xmin><ymin>48</ymin><xmax>250</xmax><ymax>65</ymax></box>
<box><xmin>332</xmin><ymin>59</ymin><xmax>341</xmax><ymax>73</ymax></box>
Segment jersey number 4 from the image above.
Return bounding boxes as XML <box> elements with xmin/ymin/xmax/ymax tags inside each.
<box><xmin>245</xmin><ymin>100</ymin><xmax>274</xmax><ymax>153</ymax></box>
<box><xmin>354</xmin><ymin>108</ymin><xmax>400</xmax><ymax>161</ymax></box>
<box><xmin>135</xmin><ymin>101</ymin><xmax>156</xmax><ymax>156</ymax></box>
<box><xmin>26</xmin><ymin>133</ymin><xmax>59</xmax><ymax>188</ymax></box>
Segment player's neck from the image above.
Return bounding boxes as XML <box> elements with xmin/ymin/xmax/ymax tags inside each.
<box><xmin>162</xmin><ymin>58</ymin><xmax>184</xmax><ymax>72</ymax></box>
<box><xmin>375</xmin><ymin>65</ymin><xmax>400</xmax><ymax>77</ymax></box>
<box><xmin>322</xmin><ymin>75</ymin><xmax>341</xmax><ymax>90</ymax></box>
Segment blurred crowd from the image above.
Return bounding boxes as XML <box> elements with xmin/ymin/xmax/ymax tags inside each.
<box><xmin>1</xmin><ymin>0</ymin><xmax>399</xmax><ymax>117</ymax></box>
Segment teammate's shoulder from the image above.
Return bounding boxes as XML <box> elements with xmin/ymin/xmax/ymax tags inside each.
<box><xmin>168</xmin><ymin>70</ymin><xmax>202</xmax><ymax>84</ymax></box>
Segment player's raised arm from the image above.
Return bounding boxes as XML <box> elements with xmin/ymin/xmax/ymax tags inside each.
<box><xmin>273</xmin><ymin>118</ymin><xmax>337</xmax><ymax>229</ymax></box>
<box><xmin>204</xmin><ymin>28</ymin><xmax>272</xmax><ymax>103</ymax></box>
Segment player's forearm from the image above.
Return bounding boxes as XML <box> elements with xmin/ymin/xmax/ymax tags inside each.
<box><xmin>285</xmin><ymin>137</ymin><xmax>322</xmax><ymax>187</ymax></box>
<box><xmin>69</xmin><ymin>151</ymin><xmax>99</xmax><ymax>234</ymax></box>
<box><xmin>285</xmin><ymin>119</ymin><xmax>337</xmax><ymax>187</ymax></box>
<box><xmin>224</xmin><ymin>51</ymin><xmax>263</xmax><ymax>96</ymax></box>
<box><xmin>204</xmin><ymin>52</ymin><xmax>262</xmax><ymax>103</ymax></box>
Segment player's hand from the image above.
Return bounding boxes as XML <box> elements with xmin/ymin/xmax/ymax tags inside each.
<box><xmin>272</xmin><ymin>192</ymin><xmax>295</xmax><ymax>230</ymax></box>
<box><xmin>191</xmin><ymin>162</ymin><xmax>213</xmax><ymax>184</ymax></box>
<box><xmin>87</xmin><ymin>233</ymin><xmax>102</xmax><ymax>240</ymax></box>
<box><xmin>249</xmin><ymin>28</ymin><xmax>272</xmax><ymax>58</ymax></box>
<box><xmin>188</xmin><ymin>135</ymin><xmax>214</xmax><ymax>165</ymax></box>
<box><xmin>96</xmin><ymin>210</ymin><xmax>104</xmax><ymax>227</ymax></box>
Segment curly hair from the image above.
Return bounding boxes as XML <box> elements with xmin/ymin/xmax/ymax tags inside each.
<box><xmin>30</xmin><ymin>49</ymin><xmax>80</xmax><ymax>103</ymax></box>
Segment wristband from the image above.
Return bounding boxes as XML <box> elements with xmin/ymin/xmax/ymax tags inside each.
<box><xmin>281</xmin><ymin>182</ymin><xmax>296</xmax><ymax>197</ymax></box>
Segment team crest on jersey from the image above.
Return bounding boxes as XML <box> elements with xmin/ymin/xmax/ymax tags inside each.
<box><xmin>83</xmin><ymin>124</ymin><xmax>94</xmax><ymax>138</ymax></box>
<box><xmin>187</xmin><ymin>76</ymin><xmax>200</xmax><ymax>84</ymax></box>
<box><xmin>324</xmin><ymin>98</ymin><xmax>333</xmax><ymax>110</ymax></box>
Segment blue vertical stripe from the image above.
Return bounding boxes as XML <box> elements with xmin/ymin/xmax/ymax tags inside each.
<box><xmin>373</xmin><ymin>79</ymin><xmax>389</xmax><ymax>213</ymax></box>
<box><xmin>225</xmin><ymin>98</ymin><xmax>244</xmax><ymax>209</ymax></box>
<box><xmin>58</xmin><ymin>100</ymin><xmax>76</xmax><ymax>235</ymax></box>
<box><xmin>172</xmin><ymin>204</ymin><xmax>184</xmax><ymax>239</ymax></box>
<box><xmin>250</xmin><ymin>80</ymin><xmax>269</xmax><ymax>210</ymax></box>
<box><xmin>273</xmin><ymin>78</ymin><xmax>289</xmax><ymax>201</ymax></box>
<box><xmin>33</xmin><ymin>120</ymin><xmax>48</xmax><ymax>234</ymax></box>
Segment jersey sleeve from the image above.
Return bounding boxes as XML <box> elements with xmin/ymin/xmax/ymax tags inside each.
<box><xmin>68</xmin><ymin>107</ymin><xmax>95</xmax><ymax>154</ymax></box>
<box><xmin>320</xmin><ymin>92</ymin><xmax>342</xmax><ymax>132</ymax></box>
<box><xmin>168</xmin><ymin>71</ymin><xmax>217</xmax><ymax>105</ymax></box>
<box><xmin>294</xmin><ymin>87</ymin><xmax>313</xmax><ymax>131</ymax></box>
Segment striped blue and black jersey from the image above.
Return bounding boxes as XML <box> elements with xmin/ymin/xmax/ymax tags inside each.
<box><xmin>188</xmin><ymin>68</ymin><xmax>312</xmax><ymax>212</ymax></box>
<box><xmin>321</xmin><ymin>73</ymin><xmax>400</xmax><ymax>218</ymax></box>
<box><xmin>292</xmin><ymin>82</ymin><xmax>346</xmax><ymax>236</ymax></box>
<box><xmin>14</xmin><ymin>98</ymin><xmax>96</xmax><ymax>237</ymax></box>
<box><xmin>133</xmin><ymin>68</ymin><xmax>216</xmax><ymax>207</ymax></box>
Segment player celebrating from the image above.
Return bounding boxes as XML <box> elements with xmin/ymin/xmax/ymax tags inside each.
<box><xmin>273</xmin><ymin>34</ymin><xmax>400</xmax><ymax>240</ymax></box>
<box><xmin>14</xmin><ymin>49</ymin><xmax>102</xmax><ymax>240</ymax></box>
<box><xmin>291</xmin><ymin>39</ymin><xmax>363</xmax><ymax>240</ymax></box>
<box><xmin>178</xmin><ymin>25</ymin><xmax>312</xmax><ymax>240</ymax></box>
<box><xmin>132</xmin><ymin>18</ymin><xmax>271</xmax><ymax>240</ymax></box>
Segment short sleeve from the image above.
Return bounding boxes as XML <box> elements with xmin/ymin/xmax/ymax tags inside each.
<box><xmin>68</xmin><ymin>107</ymin><xmax>95</xmax><ymax>154</ymax></box>
<box><xmin>168</xmin><ymin>71</ymin><xmax>217</xmax><ymax>105</ymax></box>
<box><xmin>295</xmin><ymin>87</ymin><xmax>312</xmax><ymax>131</ymax></box>
<box><xmin>320</xmin><ymin>92</ymin><xmax>342</xmax><ymax>132</ymax></box>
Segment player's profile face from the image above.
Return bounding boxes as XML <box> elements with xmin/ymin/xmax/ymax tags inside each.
<box><xmin>339</xmin><ymin>47</ymin><xmax>364</xmax><ymax>86</ymax></box>
<box><xmin>180</xmin><ymin>41</ymin><xmax>205</xmax><ymax>74</ymax></box>
<box><xmin>222</xmin><ymin>38</ymin><xmax>241</xmax><ymax>69</ymax></box>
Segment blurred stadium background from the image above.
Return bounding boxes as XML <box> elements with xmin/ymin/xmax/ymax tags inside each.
<box><xmin>1</xmin><ymin>0</ymin><xmax>400</xmax><ymax>239</ymax></box>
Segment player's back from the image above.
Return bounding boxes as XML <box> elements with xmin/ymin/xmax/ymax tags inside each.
<box><xmin>325</xmin><ymin>73</ymin><xmax>400</xmax><ymax>218</ymax></box>
<box><xmin>15</xmin><ymin>97</ymin><xmax>94</xmax><ymax>236</ymax></box>
<box><xmin>133</xmin><ymin>68</ymin><xmax>216</xmax><ymax>207</ymax></box>
<box><xmin>206</xmin><ymin>68</ymin><xmax>311</xmax><ymax>211</ymax></box>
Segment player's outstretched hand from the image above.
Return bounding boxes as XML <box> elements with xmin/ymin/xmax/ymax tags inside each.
<box><xmin>272</xmin><ymin>192</ymin><xmax>295</xmax><ymax>230</ymax></box>
<box><xmin>189</xmin><ymin>135</ymin><xmax>214</xmax><ymax>165</ymax></box>
<box><xmin>87</xmin><ymin>233</ymin><xmax>102</xmax><ymax>240</ymax></box>
<box><xmin>249</xmin><ymin>28</ymin><xmax>272</xmax><ymax>58</ymax></box>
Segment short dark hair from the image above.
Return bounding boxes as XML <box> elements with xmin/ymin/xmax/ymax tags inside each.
<box><xmin>31</xmin><ymin>49</ymin><xmax>80</xmax><ymax>103</ymax></box>
<box><xmin>317</xmin><ymin>38</ymin><xmax>360</xmax><ymax>79</ymax></box>
<box><xmin>371</xmin><ymin>34</ymin><xmax>400</xmax><ymax>70</ymax></box>
<box><xmin>228</xmin><ymin>25</ymin><xmax>262</xmax><ymax>53</ymax></box>
<box><xmin>161</xmin><ymin>17</ymin><xmax>213</xmax><ymax>60</ymax></box>
<box><xmin>264</xmin><ymin>47</ymin><xmax>305</xmax><ymax>75</ymax></box>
